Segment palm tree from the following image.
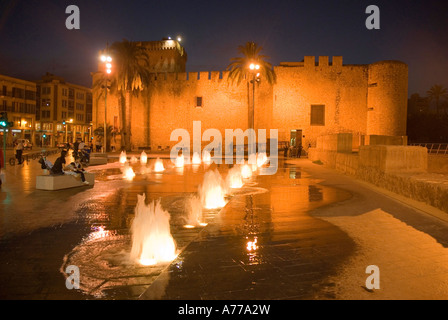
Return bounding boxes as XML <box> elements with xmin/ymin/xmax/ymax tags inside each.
<box><xmin>227</xmin><ymin>42</ymin><xmax>276</xmax><ymax>131</ymax></box>
<box><xmin>108</xmin><ymin>39</ymin><xmax>151</xmax><ymax>151</ymax></box>
<box><xmin>427</xmin><ymin>85</ymin><xmax>448</xmax><ymax>115</ymax></box>
<box><xmin>94</xmin><ymin>124</ymin><xmax>118</xmax><ymax>152</ymax></box>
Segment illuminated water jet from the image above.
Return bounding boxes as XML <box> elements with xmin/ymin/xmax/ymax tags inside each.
<box><xmin>119</xmin><ymin>151</ymin><xmax>127</xmax><ymax>164</ymax></box>
<box><xmin>202</xmin><ymin>150</ymin><xmax>211</xmax><ymax>164</ymax></box>
<box><xmin>140</xmin><ymin>151</ymin><xmax>148</xmax><ymax>164</ymax></box>
<box><xmin>241</xmin><ymin>164</ymin><xmax>252</xmax><ymax>179</ymax></box>
<box><xmin>192</xmin><ymin>152</ymin><xmax>201</xmax><ymax>165</ymax></box>
<box><xmin>123</xmin><ymin>166</ymin><xmax>135</xmax><ymax>180</ymax></box>
<box><xmin>175</xmin><ymin>154</ymin><xmax>184</xmax><ymax>168</ymax></box>
<box><xmin>154</xmin><ymin>158</ymin><xmax>165</xmax><ymax>172</ymax></box>
<box><xmin>226</xmin><ymin>165</ymin><xmax>243</xmax><ymax>189</ymax></box>
<box><xmin>199</xmin><ymin>170</ymin><xmax>226</xmax><ymax>209</ymax></box>
<box><xmin>130</xmin><ymin>194</ymin><xmax>177</xmax><ymax>266</ymax></box>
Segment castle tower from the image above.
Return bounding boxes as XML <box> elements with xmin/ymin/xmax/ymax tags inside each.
<box><xmin>367</xmin><ymin>61</ymin><xmax>408</xmax><ymax>136</ymax></box>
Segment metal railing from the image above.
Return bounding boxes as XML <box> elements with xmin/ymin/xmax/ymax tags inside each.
<box><xmin>410</xmin><ymin>143</ymin><xmax>448</xmax><ymax>155</ymax></box>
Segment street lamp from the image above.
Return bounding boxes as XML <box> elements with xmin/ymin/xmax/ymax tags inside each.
<box><xmin>100</xmin><ymin>52</ymin><xmax>112</xmax><ymax>154</ymax></box>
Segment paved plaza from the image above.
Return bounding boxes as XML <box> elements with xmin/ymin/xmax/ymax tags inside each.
<box><xmin>1</xmin><ymin>150</ymin><xmax>448</xmax><ymax>300</ymax></box>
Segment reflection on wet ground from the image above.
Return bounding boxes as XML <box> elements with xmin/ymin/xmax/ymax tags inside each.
<box><xmin>0</xmin><ymin>158</ymin><xmax>354</xmax><ymax>300</ymax></box>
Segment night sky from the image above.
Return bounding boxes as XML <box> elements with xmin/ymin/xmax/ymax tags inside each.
<box><xmin>0</xmin><ymin>0</ymin><xmax>447</xmax><ymax>95</ymax></box>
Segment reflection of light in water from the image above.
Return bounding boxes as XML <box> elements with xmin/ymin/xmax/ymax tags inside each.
<box><xmin>130</xmin><ymin>194</ymin><xmax>177</xmax><ymax>266</ymax></box>
<box><xmin>199</xmin><ymin>170</ymin><xmax>227</xmax><ymax>209</ymax></box>
<box><xmin>202</xmin><ymin>150</ymin><xmax>211</xmax><ymax>164</ymax></box>
<box><xmin>246</xmin><ymin>237</ymin><xmax>258</xmax><ymax>251</ymax></box>
<box><xmin>140</xmin><ymin>151</ymin><xmax>147</xmax><ymax>164</ymax></box>
<box><xmin>123</xmin><ymin>166</ymin><xmax>135</xmax><ymax>180</ymax></box>
<box><xmin>192</xmin><ymin>152</ymin><xmax>201</xmax><ymax>165</ymax></box>
<box><xmin>119</xmin><ymin>151</ymin><xmax>127</xmax><ymax>163</ymax></box>
<box><xmin>175</xmin><ymin>155</ymin><xmax>184</xmax><ymax>168</ymax></box>
<box><xmin>241</xmin><ymin>164</ymin><xmax>252</xmax><ymax>179</ymax></box>
<box><xmin>87</xmin><ymin>225</ymin><xmax>113</xmax><ymax>241</ymax></box>
<box><xmin>226</xmin><ymin>166</ymin><xmax>243</xmax><ymax>189</ymax></box>
<box><xmin>154</xmin><ymin>158</ymin><xmax>165</xmax><ymax>172</ymax></box>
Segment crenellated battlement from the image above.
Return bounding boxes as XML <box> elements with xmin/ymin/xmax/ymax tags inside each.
<box><xmin>137</xmin><ymin>40</ymin><xmax>186</xmax><ymax>57</ymax></box>
<box><xmin>279</xmin><ymin>56</ymin><xmax>344</xmax><ymax>68</ymax></box>
<box><xmin>149</xmin><ymin>70</ymin><xmax>228</xmax><ymax>82</ymax></box>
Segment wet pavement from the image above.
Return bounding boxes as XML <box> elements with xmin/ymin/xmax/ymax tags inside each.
<box><xmin>2</xmin><ymin>151</ymin><xmax>448</xmax><ymax>300</ymax></box>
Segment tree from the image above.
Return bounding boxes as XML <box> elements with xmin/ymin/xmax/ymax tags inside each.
<box><xmin>427</xmin><ymin>84</ymin><xmax>448</xmax><ymax>115</ymax></box>
<box><xmin>109</xmin><ymin>39</ymin><xmax>151</xmax><ymax>152</ymax></box>
<box><xmin>227</xmin><ymin>42</ymin><xmax>276</xmax><ymax>131</ymax></box>
<box><xmin>94</xmin><ymin>124</ymin><xmax>118</xmax><ymax>152</ymax></box>
<box><xmin>227</xmin><ymin>41</ymin><xmax>276</xmax><ymax>86</ymax></box>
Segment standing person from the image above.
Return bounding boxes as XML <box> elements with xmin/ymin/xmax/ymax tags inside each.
<box><xmin>50</xmin><ymin>150</ymin><xmax>67</xmax><ymax>175</ymax></box>
<box><xmin>15</xmin><ymin>141</ymin><xmax>24</xmax><ymax>164</ymax></box>
<box><xmin>73</xmin><ymin>139</ymin><xmax>80</xmax><ymax>160</ymax></box>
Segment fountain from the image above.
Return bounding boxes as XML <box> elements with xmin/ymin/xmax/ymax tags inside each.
<box><xmin>226</xmin><ymin>165</ymin><xmax>244</xmax><ymax>189</ymax></box>
<box><xmin>184</xmin><ymin>195</ymin><xmax>206</xmax><ymax>228</ymax></box>
<box><xmin>123</xmin><ymin>165</ymin><xmax>135</xmax><ymax>180</ymax></box>
<box><xmin>192</xmin><ymin>152</ymin><xmax>201</xmax><ymax>165</ymax></box>
<box><xmin>130</xmin><ymin>194</ymin><xmax>177</xmax><ymax>266</ymax></box>
<box><xmin>130</xmin><ymin>155</ymin><xmax>138</xmax><ymax>163</ymax></box>
<box><xmin>248</xmin><ymin>153</ymin><xmax>258</xmax><ymax>172</ymax></box>
<box><xmin>140</xmin><ymin>151</ymin><xmax>148</xmax><ymax>164</ymax></box>
<box><xmin>241</xmin><ymin>163</ymin><xmax>252</xmax><ymax>179</ymax></box>
<box><xmin>154</xmin><ymin>158</ymin><xmax>165</xmax><ymax>172</ymax></box>
<box><xmin>199</xmin><ymin>170</ymin><xmax>227</xmax><ymax>209</ymax></box>
<box><xmin>175</xmin><ymin>154</ymin><xmax>184</xmax><ymax>168</ymax></box>
<box><xmin>257</xmin><ymin>152</ymin><xmax>268</xmax><ymax>167</ymax></box>
<box><xmin>202</xmin><ymin>150</ymin><xmax>211</xmax><ymax>164</ymax></box>
<box><xmin>119</xmin><ymin>151</ymin><xmax>127</xmax><ymax>164</ymax></box>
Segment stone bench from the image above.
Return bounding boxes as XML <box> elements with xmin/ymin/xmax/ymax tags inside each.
<box><xmin>88</xmin><ymin>152</ymin><xmax>108</xmax><ymax>166</ymax></box>
<box><xmin>36</xmin><ymin>172</ymin><xmax>95</xmax><ymax>190</ymax></box>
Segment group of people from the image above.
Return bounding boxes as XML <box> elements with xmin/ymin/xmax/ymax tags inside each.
<box><xmin>40</xmin><ymin>150</ymin><xmax>89</xmax><ymax>185</ymax></box>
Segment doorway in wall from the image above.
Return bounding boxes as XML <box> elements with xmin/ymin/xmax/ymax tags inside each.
<box><xmin>290</xmin><ymin>129</ymin><xmax>302</xmax><ymax>147</ymax></box>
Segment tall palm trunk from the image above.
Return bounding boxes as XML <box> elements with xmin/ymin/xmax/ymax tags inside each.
<box><xmin>125</xmin><ymin>90</ymin><xmax>132</xmax><ymax>152</ymax></box>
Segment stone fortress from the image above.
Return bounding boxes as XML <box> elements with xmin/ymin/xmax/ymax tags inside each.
<box><xmin>92</xmin><ymin>39</ymin><xmax>408</xmax><ymax>153</ymax></box>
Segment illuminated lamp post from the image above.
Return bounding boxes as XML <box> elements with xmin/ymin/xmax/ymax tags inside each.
<box><xmin>100</xmin><ymin>52</ymin><xmax>112</xmax><ymax>154</ymax></box>
<box><xmin>248</xmin><ymin>63</ymin><xmax>260</xmax><ymax>152</ymax></box>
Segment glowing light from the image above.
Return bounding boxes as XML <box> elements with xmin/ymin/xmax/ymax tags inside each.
<box><xmin>140</xmin><ymin>151</ymin><xmax>147</xmax><ymax>164</ymax></box>
<box><xmin>130</xmin><ymin>195</ymin><xmax>177</xmax><ymax>266</ymax></box>
<box><xmin>183</xmin><ymin>224</ymin><xmax>195</xmax><ymax>229</ymax></box>
<box><xmin>124</xmin><ymin>166</ymin><xmax>135</xmax><ymax>180</ymax></box>
<box><xmin>199</xmin><ymin>170</ymin><xmax>226</xmax><ymax>209</ymax></box>
<box><xmin>202</xmin><ymin>150</ymin><xmax>211</xmax><ymax>164</ymax></box>
<box><xmin>175</xmin><ymin>154</ymin><xmax>184</xmax><ymax>168</ymax></box>
<box><xmin>154</xmin><ymin>158</ymin><xmax>165</xmax><ymax>172</ymax></box>
<box><xmin>106</xmin><ymin>69</ymin><xmax>112</xmax><ymax>74</ymax></box>
<box><xmin>106</xmin><ymin>56</ymin><xmax>112</xmax><ymax>62</ymax></box>
<box><xmin>100</xmin><ymin>55</ymin><xmax>107</xmax><ymax>62</ymax></box>
<box><xmin>226</xmin><ymin>166</ymin><xmax>243</xmax><ymax>189</ymax></box>
<box><xmin>192</xmin><ymin>152</ymin><xmax>201</xmax><ymax>165</ymax></box>
<box><xmin>250</xmin><ymin>63</ymin><xmax>255</xmax><ymax>70</ymax></box>
<box><xmin>257</xmin><ymin>152</ymin><xmax>268</xmax><ymax>167</ymax></box>
<box><xmin>246</xmin><ymin>237</ymin><xmax>258</xmax><ymax>251</ymax></box>
<box><xmin>241</xmin><ymin>164</ymin><xmax>252</xmax><ymax>179</ymax></box>
<box><xmin>119</xmin><ymin>151</ymin><xmax>127</xmax><ymax>163</ymax></box>
<box><xmin>177</xmin><ymin>37</ymin><xmax>182</xmax><ymax>42</ymax></box>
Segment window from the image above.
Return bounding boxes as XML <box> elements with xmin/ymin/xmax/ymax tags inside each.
<box><xmin>42</xmin><ymin>86</ymin><xmax>51</xmax><ymax>95</ymax></box>
<box><xmin>42</xmin><ymin>99</ymin><xmax>51</xmax><ymax>107</ymax></box>
<box><xmin>41</xmin><ymin>110</ymin><xmax>51</xmax><ymax>118</ymax></box>
<box><xmin>76</xmin><ymin>92</ymin><xmax>85</xmax><ymax>100</ymax></box>
<box><xmin>76</xmin><ymin>103</ymin><xmax>84</xmax><ymax>110</ymax></box>
<box><xmin>76</xmin><ymin>114</ymin><xmax>84</xmax><ymax>122</ymax></box>
<box><xmin>62</xmin><ymin>111</ymin><xmax>67</xmax><ymax>119</ymax></box>
<box><xmin>196</xmin><ymin>96</ymin><xmax>203</xmax><ymax>108</ymax></box>
<box><xmin>310</xmin><ymin>104</ymin><xmax>325</xmax><ymax>126</ymax></box>
<box><xmin>62</xmin><ymin>88</ymin><xmax>68</xmax><ymax>97</ymax></box>
<box><xmin>62</xmin><ymin>100</ymin><xmax>67</xmax><ymax>108</ymax></box>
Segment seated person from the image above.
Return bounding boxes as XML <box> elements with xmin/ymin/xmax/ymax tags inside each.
<box><xmin>50</xmin><ymin>151</ymin><xmax>67</xmax><ymax>175</ymax></box>
<box><xmin>64</xmin><ymin>159</ymin><xmax>89</xmax><ymax>185</ymax></box>
<box><xmin>38</xmin><ymin>155</ymin><xmax>53</xmax><ymax>171</ymax></box>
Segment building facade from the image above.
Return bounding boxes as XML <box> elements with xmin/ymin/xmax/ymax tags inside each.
<box><xmin>92</xmin><ymin>40</ymin><xmax>408</xmax><ymax>152</ymax></box>
<box><xmin>35</xmin><ymin>73</ymin><xmax>92</xmax><ymax>147</ymax></box>
<box><xmin>0</xmin><ymin>74</ymin><xmax>37</xmax><ymax>146</ymax></box>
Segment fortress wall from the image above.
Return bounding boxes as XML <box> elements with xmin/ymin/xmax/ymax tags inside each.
<box><xmin>367</xmin><ymin>61</ymin><xmax>408</xmax><ymax>136</ymax></box>
<box><xmin>146</xmin><ymin>71</ymin><xmax>253</xmax><ymax>151</ymax></box>
<box><xmin>272</xmin><ymin>56</ymin><xmax>368</xmax><ymax>147</ymax></box>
